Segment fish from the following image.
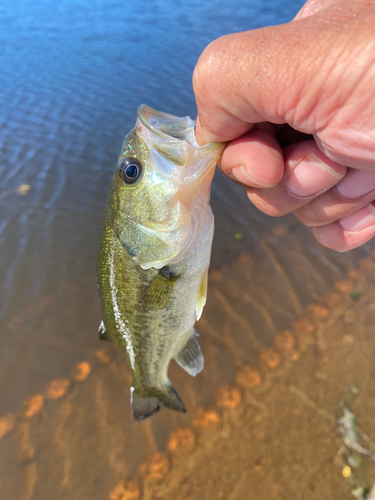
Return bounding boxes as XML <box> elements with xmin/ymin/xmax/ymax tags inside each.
<box><xmin>96</xmin><ymin>105</ymin><xmax>224</xmax><ymax>421</ymax></box>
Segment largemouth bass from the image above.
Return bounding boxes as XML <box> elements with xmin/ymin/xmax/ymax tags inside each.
<box><xmin>96</xmin><ymin>105</ymin><xmax>224</xmax><ymax>421</ymax></box>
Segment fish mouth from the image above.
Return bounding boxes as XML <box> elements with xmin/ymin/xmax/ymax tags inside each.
<box><xmin>137</xmin><ymin>105</ymin><xmax>224</xmax><ymax>186</ymax></box>
<box><xmin>137</xmin><ymin>104</ymin><xmax>222</xmax><ymax>152</ymax></box>
<box><xmin>131</xmin><ymin>105</ymin><xmax>225</xmax><ymax>268</ymax></box>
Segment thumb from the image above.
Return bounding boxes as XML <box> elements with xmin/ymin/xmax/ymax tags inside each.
<box><xmin>193</xmin><ymin>0</ymin><xmax>375</xmax><ymax>146</ymax></box>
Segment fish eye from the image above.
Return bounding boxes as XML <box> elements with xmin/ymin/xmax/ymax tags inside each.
<box><xmin>119</xmin><ymin>157</ymin><xmax>143</xmax><ymax>185</ymax></box>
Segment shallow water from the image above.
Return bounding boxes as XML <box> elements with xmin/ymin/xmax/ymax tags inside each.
<box><xmin>0</xmin><ymin>0</ymin><xmax>374</xmax><ymax>498</ymax></box>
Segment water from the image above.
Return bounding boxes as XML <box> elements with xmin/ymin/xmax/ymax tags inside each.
<box><xmin>1</xmin><ymin>0</ymin><xmax>373</xmax><ymax>498</ymax></box>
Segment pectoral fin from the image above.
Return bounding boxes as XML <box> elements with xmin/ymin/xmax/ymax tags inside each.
<box><xmin>141</xmin><ymin>268</ymin><xmax>180</xmax><ymax>310</ymax></box>
<box><xmin>174</xmin><ymin>330</ymin><xmax>204</xmax><ymax>377</ymax></box>
<box><xmin>196</xmin><ymin>269</ymin><xmax>208</xmax><ymax>321</ymax></box>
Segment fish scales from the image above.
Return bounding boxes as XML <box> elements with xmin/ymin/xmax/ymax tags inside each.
<box><xmin>96</xmin><ymin>105</ymin><xmax>224</xmax><ymax>420</ymax></box>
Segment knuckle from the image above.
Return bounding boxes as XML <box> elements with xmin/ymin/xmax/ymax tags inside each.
<box><xmin>193</xmin><ymin>34</ymin><xmax>238</xmax><ymax>104</ymax></box>
<box><xmin>193</xmin><ymin>40</ymin><xmax>221</xmax><ymax>95</ymax></box>
<box><xmin>293</xmin><ymin>212</ymin><xmax>318</xmax><ymax>227</ymax></box>
<box><xmin>293</xmin><ymin>207</ymin><xmax>326</xmax><ymax>227</ymax></box>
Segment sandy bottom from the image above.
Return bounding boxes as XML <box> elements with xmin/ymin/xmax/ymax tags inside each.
<box><xmin>120</xmin><ymin>261</ymin><xmax>375</xmax><ymax>500</ymax></box>
<box><xmin>2</xmin><ymin>257</ymin><xmax>375</xmax><ymax>500</ymax></box>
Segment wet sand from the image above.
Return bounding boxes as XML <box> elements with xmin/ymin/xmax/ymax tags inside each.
<box><xmin>110</xmin><ymin>259</ymin><xmax>375</xmax><ymax>500</ymax></box>
<box><xmin>2</xmin><ymin>251</ymin><xmax>375</xmax><ymax>499</ymax></box>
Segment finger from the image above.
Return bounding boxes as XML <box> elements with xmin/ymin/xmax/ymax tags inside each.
<box><xmin>312</xmin><ymin>204</ymin><xmax>375</xmax><ymax>251</ymax></box>
<box><xmin>218</xmin><ymin>127</ymin><xmax>284</xmax><ymax>188</ymax></box>
<box><xmin>246</xmin><ymin>140</ymin><xmax>346</xmax><ymax>217</ymax></box>
<box><xmin>293</xmin><ymin>169</ymin><xmax>375</xmax><ymax>226</ymax></box>
<box><xmin>295</xmin><ymin>0</ymin><xmax>345</xmax><ymax>20</ymax></box>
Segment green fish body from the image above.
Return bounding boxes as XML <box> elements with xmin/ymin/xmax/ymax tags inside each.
<box><xmin>96</xmin><ymin>105</ymin><xmax>224</xmax><ymax>420</ymax></box>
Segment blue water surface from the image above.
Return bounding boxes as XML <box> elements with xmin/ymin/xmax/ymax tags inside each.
<box><xmin>0</xmin><ymin>0</ymin><xmax>305</xmax><ymax>343</ymax></box>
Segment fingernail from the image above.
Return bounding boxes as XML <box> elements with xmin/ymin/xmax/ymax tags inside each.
<box><xmin>231</xmin><ymin>165</ymin><xmax>277</xmax><ymax>188</ymax></box>
<box><xmin>288</xmin><ymin>152</ymin><xmax>344</xmax><ymax>197</ymax></box>
<box><xmin>339</xmin><ymin>203</ymin><xmax>375</xmax><ymax>232</ymax></box>
<box><xmin>195</xmin><ymin>117</ymin><xmax>207</xmax><ymax>146</ymax></box>
<box><xmin>336</xmin><ymin>169</ymin><xmax>375</xmax><ymax>199</ymax></box>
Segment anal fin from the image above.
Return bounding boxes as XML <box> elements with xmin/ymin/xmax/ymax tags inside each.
<box><xmin>174</xmin><ymin>330</ymin><xmax>204</xmax><ymax>377</ymax></box>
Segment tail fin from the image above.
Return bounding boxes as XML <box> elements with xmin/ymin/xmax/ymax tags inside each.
<box><xmin>159</xmin><ymin>385</ymin><xmax>187</xmax><ymax>413</ymax></box>
<box><xmin>131</xmin><ymin>388</ymin><xmax>161</xmax><ymax>421</ymax></box>
<box><xmin>131</xmin><ymin>385</ymin><xmax>187</xmax><ymax>421</ymax></box>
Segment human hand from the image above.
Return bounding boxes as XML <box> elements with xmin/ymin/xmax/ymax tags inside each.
<box><xmin>193</xmin><ymin>0</ymin><xmax>375</xmax><ymax>251</ymax></box>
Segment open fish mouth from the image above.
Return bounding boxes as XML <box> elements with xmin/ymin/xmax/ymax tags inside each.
<box><xmin>116</xmin><ymin>105</ymin><xmax>225</xmax><ymax>269</ymax></box>
<box><xmin>136</xmin><ymin>105</ymin><xmax>223</xmax><ymax>183</ymax></box>
<box><xmin>137</xmin><ymin>104</ymin><xmax>197</xmax><ymax>144</ymax></box>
